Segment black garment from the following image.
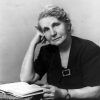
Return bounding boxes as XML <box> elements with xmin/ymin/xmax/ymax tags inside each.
<box><xmin>34</xmin><ymin>36</ymin><xmax>100</xmax><ymax>100</ymax></box>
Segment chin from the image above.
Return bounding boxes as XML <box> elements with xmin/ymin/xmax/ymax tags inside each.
<box><xmin>50</xmin><ymin>39</ymin><xmax>65</xmax><ymax>46</ymax></box>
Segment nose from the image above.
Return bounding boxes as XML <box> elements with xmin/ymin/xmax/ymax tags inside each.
<box><xmin>50</xmin><ymin>28</ymin><xmax>57</xmax><ymax>37</ymax></box>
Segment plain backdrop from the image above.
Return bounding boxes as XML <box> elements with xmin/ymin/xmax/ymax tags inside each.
<box><xmin>0</xmin><ymin>0</ymin><xmax>100</xmax><ymax>83</ymax></box>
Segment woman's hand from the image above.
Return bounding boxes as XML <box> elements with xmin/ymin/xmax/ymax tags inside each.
<box><xmin>31</xmin><ymin>26</ymin><xmax>46</xmax><ymax>46</ymax></box>
<box><xmin>42</xmin><ymin>84</ymin><xmax>66</xmax><ymax>100</ymax></box>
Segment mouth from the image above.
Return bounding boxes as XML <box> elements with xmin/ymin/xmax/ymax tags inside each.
<box><xmin>52</xmin><ymin>37</ymin><xmax>62</xmax><ymax>41</ymax></box>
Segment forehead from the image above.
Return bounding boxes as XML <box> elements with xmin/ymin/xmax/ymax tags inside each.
<box><xmin>39</xmin><ymin>16</ymin><xmax>60</xmax><ymax>28</ymax></box>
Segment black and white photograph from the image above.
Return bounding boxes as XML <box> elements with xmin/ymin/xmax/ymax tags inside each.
<box><xmin>0</xmin><ymin>0</ymin><xmax>100</xmax><ymax>100</ymax></box>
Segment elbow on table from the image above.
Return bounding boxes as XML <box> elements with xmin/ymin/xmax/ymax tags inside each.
<box><xmin>20</xmin><ymin>73</ymin><xmax>35</xmax><ymax>83</ymax></box>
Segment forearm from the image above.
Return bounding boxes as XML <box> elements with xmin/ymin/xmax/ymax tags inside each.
<box><xmin>20</xmin><ymin>42</ymin><xmax>37</xmax><ymax>82</ymax></box>
<box><xmin>70</xmin><ymin>86</ymin><xmax>100</xmax><ymax>99</ymax></box>
<box><xmin>61</xmin><ymin>86</ymin><xmax>100</xmax><ymax>99</ymax></box>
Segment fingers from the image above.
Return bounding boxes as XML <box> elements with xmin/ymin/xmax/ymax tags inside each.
<box><xmin>35</xmin><ymin>25</ymin><xmax>42</xmax><ymax>33</ymax></box>
<box><xmin>35</xmin><ymin>26</ymin><xmax>43</xmax><ymax>36</ymax></box>
<box><xmin>43</xmin><ymin>88</ymin><xmax>51</xmax><ymax>93</ymax></box>
<box><xmin>43</xmin><ymin>88</ymin><xmax>54</xmax><ymax>100</ymax></box>
<box><xmin>42</xmin><ymin>85</ymin><xmax>52</xmax><ymax>94</ymax></box>
<box><xmin>42</xmin><ymin>85</ymin><xmax>55</xmax><ymax>100</ymax></box>
<box><xmin>35</xmin><ymin>25</ymin><xmax>47</xmax><ymax>44</ymax></box>
<box><xmin>43</xmin><ymin>93</ymin><xmax>54</xmax><ymax>100</ymax></box>
<box><xmin>40</xmin><ymin>36</ymin><xmax>47</xmax><ymax>44</ymax></box>
<box><xmin>42</xmin><ymin>84</ymin><xmax>52</xmax><ymax>89</ymax></box>
<box><xmin>42</xmin><ymin>84</ymin><xmax>55</xmax><ymax>93</ymax></box>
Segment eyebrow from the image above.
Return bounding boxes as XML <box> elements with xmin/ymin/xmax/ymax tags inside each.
<box><xmin>42</xmin><ymin>21</ymin><xmax>61</xmax><ymax>32</ymax></box>
<box><xmin>52</xmin><ymin>22</ymin><xmax>60</xmax><ymax>27</ymax></box>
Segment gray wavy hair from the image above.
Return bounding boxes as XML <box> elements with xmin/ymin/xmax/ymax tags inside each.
<box><xmin>38</xmin><ymin>5</ymin><xmax>71</xmax><ymax>32</ymax></box>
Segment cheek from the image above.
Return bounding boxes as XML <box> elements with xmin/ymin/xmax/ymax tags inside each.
<box><xmin>56</xmin><ymin>28</ymin><xmax>66</xmax><ymax>36</ymax></box>
<box><xmin>56</xmin><ymin>25</ymin><xmax>66</xmax><ymax>33</ymax></box>
<box><xmin>44</xmin><ymin>33</ymin><xmax>51</xmax><ymax>40</ymax></box>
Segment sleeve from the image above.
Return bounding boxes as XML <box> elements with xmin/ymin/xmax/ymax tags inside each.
<box><xmin>34</xmin><ymin>47</ymin><xmax>49</xmax><ymax>80</ymax></box>
<box><xmin>81</xmin><ymin>42</ymin><xmax>100</xmax><ymax>86</ymax></box>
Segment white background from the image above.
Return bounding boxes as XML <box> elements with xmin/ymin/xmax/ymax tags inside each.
<box><xmin>0</xmin><ymin>0</ymin><xmax>100</xmax><ymax>83</ymax></box>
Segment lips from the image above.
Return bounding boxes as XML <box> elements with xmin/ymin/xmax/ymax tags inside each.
<box><xmin>52</xmin><ymin>37</ymin><xmax>62</xmax><ymax>41</ymax></box>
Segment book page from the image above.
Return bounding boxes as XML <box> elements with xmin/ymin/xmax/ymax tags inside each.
<box><xmin>0</xmin><ymin>82</ymin><xmax>43</xmax><ymax>97</ymax></box>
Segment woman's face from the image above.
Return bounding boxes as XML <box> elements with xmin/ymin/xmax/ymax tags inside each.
<box><xmin>39</xmin><ymin>16</ymin><xmax>68</xmax><ymax>46</ymax></box>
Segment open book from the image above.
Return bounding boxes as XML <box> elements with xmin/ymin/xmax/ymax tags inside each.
<box><xmin>0</xmin><ymin>82</ymin><xmax>44</xmax><ymax>98</ymax></box>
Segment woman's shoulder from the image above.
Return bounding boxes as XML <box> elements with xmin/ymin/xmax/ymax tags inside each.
<box><xmin>71</xmin><ymin>36</ymin><xmax>100</xmax><ymax>64</ymax></box>
<box><xmin>71</xmin><ymin>36</ymin><xmax>100</xmax><ymax>59</ymax></box>
<box><xmin>72</xmin><ymin>36</ymin><xmax>100</xmax><ymax>49</ymax></box>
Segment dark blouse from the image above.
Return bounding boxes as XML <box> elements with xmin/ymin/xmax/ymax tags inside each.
<box><xmin>34</xmin><ymin>36</ymin><xmax>100</xmax><ymax>100</ymax></box>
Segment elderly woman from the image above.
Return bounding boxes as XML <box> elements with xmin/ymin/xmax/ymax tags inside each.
<box><xmin>20</xmin><ymin>5</ymin><xmax>100</xmax><ymax>100</ymax></box>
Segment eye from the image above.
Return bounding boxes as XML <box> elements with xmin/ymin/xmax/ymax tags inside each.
<box><xmin>52</xmin><ymin>22</ymin><xmax>60</xmax><ymax>27</ymax></box>
<box><xmin>43</xmin><ymin>27</ymin><xmax>49</xmax><ymax>33</ymax></box>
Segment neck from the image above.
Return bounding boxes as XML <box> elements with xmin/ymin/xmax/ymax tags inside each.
<box><xmin>58</xmin><ymin>36</ymin><xmax>72</xmax><ymax>52</ymax></box>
